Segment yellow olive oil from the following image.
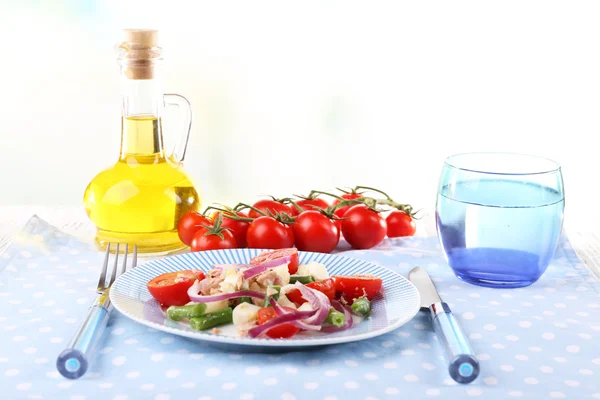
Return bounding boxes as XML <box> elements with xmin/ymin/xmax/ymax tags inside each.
<box><xmin>83</xmin><ymin>116</ymin><xmax>201</xmax><ymax>254</ymax></box>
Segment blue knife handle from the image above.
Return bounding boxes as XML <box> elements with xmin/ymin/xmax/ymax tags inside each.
<box><xmin>430</xmin><ymin>302</ymin><xmax>480</xmax><ymax>384</ymax></box>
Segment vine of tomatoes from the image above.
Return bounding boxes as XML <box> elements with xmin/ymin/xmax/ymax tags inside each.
<box><xmin>176</xmin><ymin>186</ymin><xmax>418</xmax><ymax>253</ymax></box>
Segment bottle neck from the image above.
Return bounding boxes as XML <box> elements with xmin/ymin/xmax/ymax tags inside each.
<box><xmin>119</xmin><ymin>75</ymin><xmax>166</xmax><ymax>160</ymax></box>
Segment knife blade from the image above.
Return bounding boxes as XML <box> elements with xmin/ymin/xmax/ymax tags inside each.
<box><xmin>409</xmin><ymin>266</ymin><xmax>480</xmax><ymax>384</ymax></box>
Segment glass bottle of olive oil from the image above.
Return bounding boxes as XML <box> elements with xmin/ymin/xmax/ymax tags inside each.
<box><xmin>83</xmin><ymin>29</ymin><xmax>201</xmax><ymax>254</ymax></box>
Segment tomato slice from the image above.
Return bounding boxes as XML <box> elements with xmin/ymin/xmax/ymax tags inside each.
<box><xmin>285</xmin><ymin>278</ymin><xmax>336</xmax><ymax>307</ymax></box>
<box><xmin>256</xmin><ymin>306</ymin><xmax>300</xmax><ymax>338</ymax></box>
<box><xmin>333</xmin><ymin>275</ymin><xmax>383</xmax><ymax>301</ymax></box>
<box><xmin>147</xmin><ymin>270</ymin><xmax>206</xmax><ymax>307</ymax></box>
<box><xmin>249</xmin><ymin>248</ymin><xmax>299</xmax><ymax>274</ymax></box>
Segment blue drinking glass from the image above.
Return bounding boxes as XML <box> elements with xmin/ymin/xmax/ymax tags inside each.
<box><xmin>436</xmin><ymin>152</ymin><xmax>565</xmax><ymax>288</ymax></box>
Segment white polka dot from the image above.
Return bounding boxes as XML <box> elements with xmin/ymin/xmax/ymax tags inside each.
<box><xmin>382</xmin><ymin>340</ymin><xmax>395</xmax><ymax>347</ymax></box>
<box><xmin>34</xmin><ymin>358</ymin><xmax>48</xmax><ymax>364</ymax></box>
<box><xmin>492</xmin><ymin>343</ymin><xmax>505</xmax><ymax>349</ymax></box>
<box><xmin>57</xmin><ymin>382</ymin><xmax>72</xmax><ymax>389</ymax></box>
<box><xmin>515</xmin><ymin>354</ymin><xmax>528</xmax><ymax>361</ymax></box>
<box><xmin>506</xmin><ymin>335</ymin><xmax>519</xmax><ymax>342</ymax></box>
<box><xmin>46</xmin><ymin>371</ymin><xmax>60</xmax><ymax>379</ymax></box>
<box><xmin>5</xmin><ymin>369</ymin><xmax>19</xmax><ymax>377</ymax></box>
<box><xmin>443</xmin><ymin>378</ymin><xmax>457</xmax><ymax>386</ymax></box>
<box><xmin>71</xmin><ymin>395</ymin><xmax>86</xmax><ymax>400</ymax></box>
<box><xmin>50</xmin><ymin>337</ymin><xmax>63</xmax><ymax>344</ymax></box>
<box><xmin>554</xmin><ymin>357</ymin><xmax>568</xmax><ymax>363</ymax></box>
<box><xmin>462</xmin><ymin>312</ymin><xmax>475</xmax><ymax>320</ymax></box>
<box><xmin>508</xmin><ymin>391</ymin><xmax>523</xmax><ymax>397</ymax></box>
<box><xmin>323</xmin><ymin>397</ymin><xmax>336</xmax><ymax>400</ymax></box>
<box><xmin>384</xmin><ymin>362</ymin><xmax>398</xmax><ymax>369</ymax></box>
<box><xmin>519</xmin><ymin>321</ymin><xmax>532</xmax><ymax>328</ymax></box>
<box><xmin>189</xmin><ymin>353</ymin><xmax>204</xmax><ymax>360</ymax></box>
<box><xmin>303</xmin><ymin>382</ymin><xmax>319</xmax><ymax>389</ymax></box>
<box><xmin>496</xmin><ymin>312</ymin><xmax>510</xmax><ymax>317</ymax></box>
<box><xmin>150</xmin><ymin>353</ymin><xmax>164</xmax><ymax>362</ymax></box>
<box><xmin>344</xmin><ymin>360</ymin><xmax>358</xmax><ymax>367</ymax></box>
<box><xmin>32</xmin><ymin>292</ymin><xmax>45</xmax><ymax>298</ymax></box>
<box><xmin>500</xmin><ymin>365</ymin><xmax>514</xmax><ymax>372</ymax></box>
<box><xmin>206</xmin><ymin>367</ymin><xmax>221</xmax><ymax>377</ymax></box>
<box><xmin>555</xmin><ymin>303</ymin><xmax>566</xmax><ymax>309</ymax></box>
<box><xmin>0</xmin><ymin>358</ymin><xmax>7</xmax><ymax>363</ymax></box>
<box><xmin>99</xmin><ymin>347</ymin><xmax>113</xmax><ymax>354</ymax></box>
<box><xmin>484</xmin><ymin>377</ymin><xmax>498</xmax><ymax>385</ymax></box>
<box><xmin>418</xmin><ymin>342</ymin><xmax>431</xmax><ymax>349</ymax></box>
<box><xmin>112</xmin><ymin>356</ymin><xmax>126</xmax><ymax>366</ymax></box>
<box><xmin>564</xmin><ymin>380</ymin><xmax>580</xmax><ymax>387</ymax></box>
<box><xmin>543</xmin><ymin>310</ymin><xmax>556</xmax><ymax>316</ymax></box>
<box><xmin>240</xmin><ymin>394</ymin><xmax>255</xmax><ymax>400</ymax></box>
<box><xmin>64</xmin><ymin>318</ymin><xmax>76</xmax><ymax>324</ymax></box>
<box><xmin>305</xmin><ymin>359</ymin><xmax>320</xmax><ymax>366</ymax></box>
<box><xmin>576</xmin><ymin>312</ymin><xmax>589</xmax><ymax>318</ymax></box>
<box><xmin>549</xmin><ymin>392</ymin><xmax>566</xmax><ymax>399</ymax></box>
<box><xmin>466</xmin><ymin>388</ymin><xmax>482</xmax><ymax>397</ymax></box>
<box><xmin>542</xmin><ymin>332</ymin><xmax>556</xmax><ymax>340</ymax></box>
<box><xmin>180</xmin><ymin>382</ymin><xmax>196</xmax><ymax>389</ymax></box>
<box><xmin>528</xmin><ymin>346</ymin><xmax>542</xmax><ymax>352</ymax></box>
<box><xmin>385</xmin><ymin>388</ymin><xmax>400</xmax><ymax>395</ymax></box>
<box><xmin>478</xmin><ymin>354</ymin><xmax>490</xmax><ymax>361</ymax></box>
<box><xmin>524</xmin><ymin>377</ymin><xmax>538</xmax><ymax>384</ymax></box>
<box><xmin>222</xmin><ymin>382</ymin><xmax>237</xmax><ymax>390</ymax></box>
<box><xmin>126</xmin><ymin>371</ymin><xmax>140</xmax><ymax>379</ymax></box>
<box><xmin>263</xmin><ymin>378</ymin><xmax>277</xmax><ymax>385</ymax></box>
<box><xmin>16</xmin><ymin>383</ymin><xmax>31</xmax><ymax>391</ymax></box>
<box><xmin>540</xmin><ymin>365</ymin><xmax>553</xmax><ymax>373</ymax></box>
<box><xmin>483</xmin><ymin>324</ymin><xmax>496</xmax><ymax>331</ymax></box>
<box><xmin>324</xmin><ymin>370</ymin><xmax>339</xmax><ymax>376</ymax></box>
<box><xmin>401</xmin><ymin>349</ymin><xmax>416</xmax><ymax>356</ymax></box>
<box><xmin>140</xmin><ymin>384</ymin><xmax>155</xmax><ymax>391</ymax></box>
<box><xmin>579</xmin><ymin>369</ymin><xmax>593</xmax><ymax>376</ymax></box>
<box><xmin>422</xmin><ymin>362</ymin><xmax>436</xmax><ymax>371</ymax></box>
<box><xmin>38</xmin><ymin>327</ymin><xmax>52</xmax><ymax>333</ymax></box>
<box><xmin>165</xmin><ymin>369</ymin><xmax>180</xmax><ymax>378</ymax></box>
<box><xmin>344</xmin><ymin>381</ymin><xmax>359</xmax><ymax>389</ymax></box>
<box><xmin>364</xmin><ymin>373</ymin><xmax>379</xmax><ymax>381</ymax></box>
<box><xmin>154</xmin><ymin>394</ymin><xmax>169</xmax><ymax>400</ymax></box>
<box><xmin>413</xmin><ymin>324</ymin><xmax>426</xmax><ymax>330</ymax></box>
<box><xmin>160</xmin><ymin>337</ymin><xmax>174</xmax><ymax>344</ymax></box>
<box><xmin>470</xmin><ymin>333</ymin><xmax>482</xmax><ymax>340</ymax></box>
<box><xmin>98</xmin><ymin>383</ymin><xmax>113</xmax><ymax>389</ymax></box>
<box><xmin>12</xmin><ymin>336</ymin><xmax>26</xmax><ymax>342</ymax></box>
<box><xmin>23</xmin><ymin>347</ymin><xmax>37</xmax><ymax>354</ymax></box>
<box><xmin>426</xmin><ymin>388</ymin><xmax>440</xmax><ymax>396</ymax></box>
<box><xmin>554</xmin><ymin>322</ymin><xmax>568</xmax><ymax>328</ymax></box>
<box><xmin>566</xmin><ymin>345</ymin><xmax>580</xmax><ymax>353</ymax></box>
<box><xmin>521</xmin><ymin>302</ymin><xmax>533</xmax><ymax>307</ymax></box>
<box><xmin>404</xmin><ymin>374</ymin><xmax>419</xmax><ymax>382</ymax></box>
<box><xmin>280</xmin><ymin>393</ymin><xmax>295</xmax><ymax>400</ymax></box>
<box><xmin>488</xmin><ymin>301</ymin><xmax>501</xmax><ymax>305</ymax></box>
<box><xmin>245</xmin><ymin>367</ymin><xmax>260</xmax><ymax>375</ymax></box>
<box><xmin>363</xmin><ymin>352</ymin><xmax>377</xmax><ymax>358</ymax></box>
<box><xmin>396</xmin><ymin>331</ymin><xmax>410</xmax><ymax>337</ymax></box>
<box><xmin>111</xmin><ymin>328</ymin><xmax>125</xmax><ymax>336</ymax></box>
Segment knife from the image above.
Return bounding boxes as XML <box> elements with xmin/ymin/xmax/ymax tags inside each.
<box><xmin>408</xmin><ymin>266</ymin><xmax>480</xmax><ymax>384</ymax></box>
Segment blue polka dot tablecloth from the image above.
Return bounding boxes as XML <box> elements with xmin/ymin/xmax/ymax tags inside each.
<box><xmin>1</xmin><ymin>216</ymin><xmax>599</xmax><ymax>400</ymax></box>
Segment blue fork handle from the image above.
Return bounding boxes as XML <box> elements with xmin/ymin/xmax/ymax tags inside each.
<box><xmin>56</xmin><ymin>295</ymin><xmax>111</xmax><ymax>380</ymax></box>
<box><xmin>430</xmin><ymin>302</ymin><xmax>480</xmax><ymax>384</ymax></box>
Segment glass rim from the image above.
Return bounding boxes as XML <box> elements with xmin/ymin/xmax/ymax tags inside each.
<box><xmin>443</xmin><ymin>152</ymin><xmax>561</xmax><ymax>176</ymax></box>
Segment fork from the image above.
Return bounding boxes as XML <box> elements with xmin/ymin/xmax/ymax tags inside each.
<box><xmin>56</xmin><ymin>243</ymin><xmax>137</xmax><ymax>379</ymax></box>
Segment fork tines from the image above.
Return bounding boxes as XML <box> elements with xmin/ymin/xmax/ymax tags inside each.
<box><xmin>97</xmin><ymin>244</ymin><xmax>138</xmax><ymax>293</ymax></box>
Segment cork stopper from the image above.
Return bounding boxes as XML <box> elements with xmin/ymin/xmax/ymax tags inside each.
<box><xmin>119</xmin><ymin>29</ymin><xmax>162</xmax><ymax>80</ymax></box>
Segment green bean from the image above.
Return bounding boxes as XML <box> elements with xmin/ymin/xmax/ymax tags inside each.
<box><xmin>189</xmin><ymin>307</ymin><xmax>233</xmax><ymax>331</ymax></box>
<box><xmin>166</xmin><ymin>303</ymin><xmax>207</xmax><ymax>321</ymax></box>
<box><xmin>289</xmin><ymin>275</ymin><xmax>315</xmax><ymax>284</ymax></box>
<box><xmin>351</xmin><ymin>297</ymin><xmax>371</xmax><ymax>317</ymax></box>
<box><xmin>325</xmin><ymin>307</ymin><xmax>345</xmax><ymax>327</ymax></box>
<box><xmin>264</xmin><ymin>285</ymin><xmax>281</xmax><ymax>307</ymax></box>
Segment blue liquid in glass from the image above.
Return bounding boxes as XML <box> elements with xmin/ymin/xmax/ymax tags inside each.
<box><xmin>436</xmin><ymin>180</ymin><xmax>564</xmax><ymax>288</ymax></box>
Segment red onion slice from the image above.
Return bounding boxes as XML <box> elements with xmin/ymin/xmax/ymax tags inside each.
<box><xmin>248</xmin><ymin>309</ymin><xmax>317</xmax><ymax>338</ymax></box>
<box><xmin>272</xmin><ymin>301</ymin><xmax>321</xmax><ymax>331</ymax></box>
<box><xmin>242</xmin><ymin>256</ymin><xmax>291</xmax><ymax>280</ymax></box>
<box><xmin>321</xmin><ymin>300</ymin><xmax>353</xmax><ymax>333</ymax></box>
<box><xmin>293</xmin><ymin>282</ymin><xmax>330</xmax><ymax>325</ymax></box>
<box><xmin>187</xmin><ymin>281</ymin><xmax>264</xmax><ymax>303</ymax></box>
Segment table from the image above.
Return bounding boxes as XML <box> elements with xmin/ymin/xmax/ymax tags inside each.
<box><xmin>0</xmin><ymin>210</ymin><xmax>599</xmax><ymax>400</ymax></box>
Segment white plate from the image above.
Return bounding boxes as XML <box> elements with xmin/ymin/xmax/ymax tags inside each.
<box><xmin>110</xmin><ymin>249</ymin><xmax>421</xmax><ymax>350</ymax></box>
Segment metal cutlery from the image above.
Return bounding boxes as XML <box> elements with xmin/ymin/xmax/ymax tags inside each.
<box><xmin>56</xmin><ymin>243</ymin><xmax>137</xmax><ymax>379</ymax></box>
<box><xmin>408</xmin><ymin>266</ymin><xmax>479</xmax><ymax>384</ymax></box>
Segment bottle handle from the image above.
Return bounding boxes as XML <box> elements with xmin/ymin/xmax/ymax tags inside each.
<box><xmin>163</xmin><ymin>93</ymin><xmax>192</xmax><ymax>163</ymax></box>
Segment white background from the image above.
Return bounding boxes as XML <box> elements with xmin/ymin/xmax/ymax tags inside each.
<box><xmin>0</xmin><ymin>1</ymin><xmax>597</xmax><ymax>232</ymax></box>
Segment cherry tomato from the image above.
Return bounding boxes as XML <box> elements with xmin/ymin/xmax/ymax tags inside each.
<box><xmin>257</xmin><ymin>306</ymin><xmax>300</xmax><ymax>338</ymax></box>
<box><xmin>292</xmin><ymin>210</ymin><xmax>339</xmax><ymax>253</ymax></box>
<box><xmin>147</xmin><ymin>270</ymin><xmax>206</xmax><ymax>306</ymax></box>
<box><xmin>249</xmin><ymin>248</ymin><xmax>299</xmax><ymax>274</ymax></box>
<box><xmin>334</xmin><ymin>275</ymin><xmax>383</xmax><ymax>301</ymax></box>
<box><xmin>341</xmin><ymin>204</ymin><xmax>387</xmax><ymax>249</ymax></box>
<box><xmin>190</xmin><ymin>228</ymin><xmax>237</xmax><ymax>252</ymax></box>
<box><xmin>286</xmin><ymin>278</ymin><xmax>336</xmax><ymax>306</ymax></box>
<box><xmin>177</xmin><ymin>212</ymin><xmax>213</xmax><ymax>246</ymax></box>
<box><xmin>386</xmin><ymin>210</ymin><xmax>416</xmax><ymax>237</ymax></box>
<box><xmin>220</xmin><ymin>212</ymin><xmax>251</xmax><ymax>247</ymax></box>
<box><xmin>289</xmin><ymin>198</ymin><xmax>329</xmax><ymax>217</ymax></box>
<box><xmin>248</xmin><ymin>199</ymin><xmax>293</xmax><ymax>219</ymax></box>
<box><xmin>246</xmin><ymin>216</ymin><xmax>294</xmax><ymax>250</ymax></box>
<box><xmin>332</xmin><ymin>193</ymin><xmax>363</xmax><ymax>230</ymax></box>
